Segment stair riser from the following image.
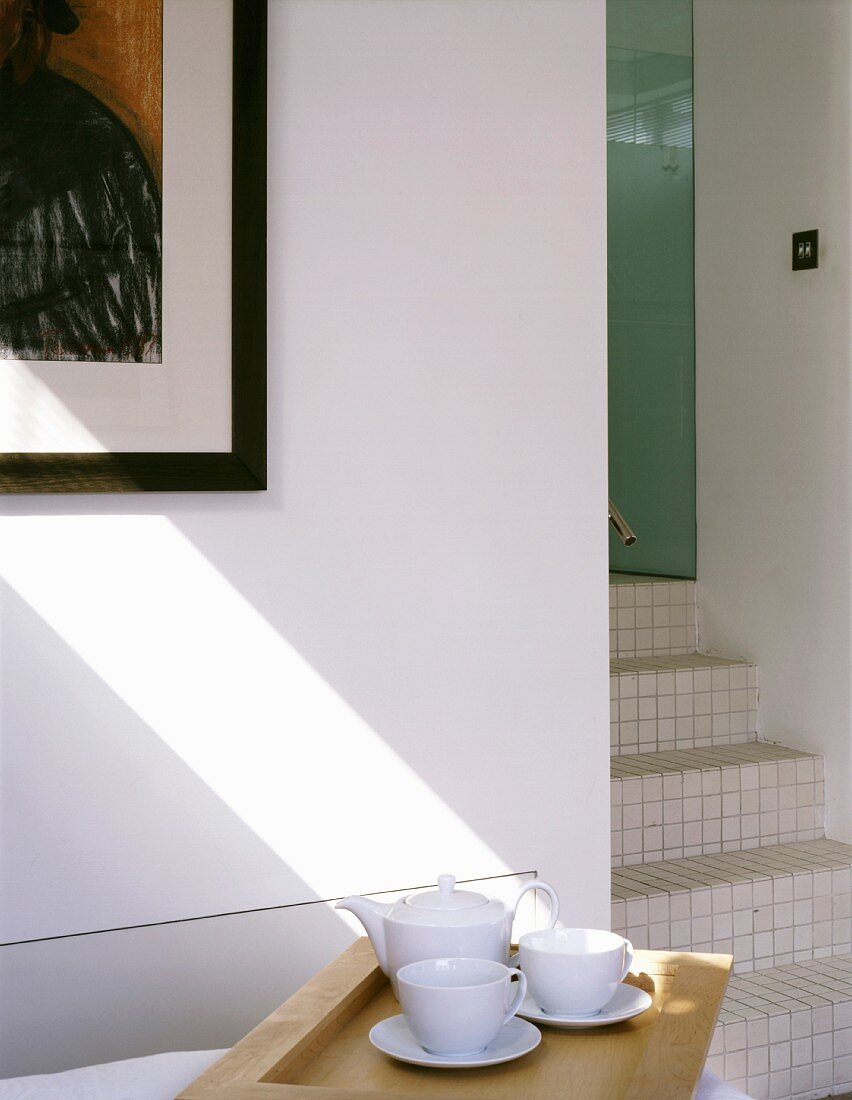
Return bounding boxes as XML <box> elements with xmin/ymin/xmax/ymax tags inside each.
<box><xmin>611</xmin><ymin>663</ymin><xmax>758</xmax><ymax>754</ymax></box>
<box><xmin>609</xmin><ymin>579</ymin><xmax>696</xmax><ymax>658</ymax></box>
<box><xmin>612</xmin><ymin>868</ymin><xmax>851</xmax><ymax>974</ymax></box>
<box><xmin>612</xmin><ymin>759</ymin><xmax>825</xmax><ymax>867</ymax></box>
<box><xmin>708</xmin><ymin>1011</ymin><xmax>845</xmax><ymax>1100</ymax></box>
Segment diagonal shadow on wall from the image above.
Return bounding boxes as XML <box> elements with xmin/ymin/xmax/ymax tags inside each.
<box><xmin>1</xmin><ymin>582</ymin><xmax>345</xmax><ymax>941</ymax></box>
<box><xmin>0</xmin><ymin>583</ymin><xmax>355</xmax><ymax>1075</ymax></box>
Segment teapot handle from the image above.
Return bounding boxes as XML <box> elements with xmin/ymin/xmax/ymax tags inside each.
<box><xmin>511</xmin><ymin>879</ymin><xmax>559</xmax><ymax>931</ymax></box>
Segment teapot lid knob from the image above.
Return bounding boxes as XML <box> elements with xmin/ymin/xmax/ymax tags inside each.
<box><xmin>405</xmin><ymin>874</ymin><xmax>487</xmax><ymax>911</ymax></box>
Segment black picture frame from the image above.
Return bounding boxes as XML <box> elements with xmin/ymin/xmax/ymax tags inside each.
<box><xmin>0</xmin><ymin>0</ymin><xmax>267</xmax><ymax>494</ymax></box>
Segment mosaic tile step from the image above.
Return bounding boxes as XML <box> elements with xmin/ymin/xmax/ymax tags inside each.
<box><xmin>609</xmin><ymin>573</ymin><xmax>696</xmax><ymax>658</ymax></box>
<box><xmin>612</xmin><ymin>841</ymin><xmax>851</xmax><ymax>976</ymax></box>
<box><xmin>611</xmin><ymin>742</ymin><xmax>825</xmax><ymax>867</ymax></box>
<box><xmin>706</xmin><ymin>954</ymin><xmax>852</xmax><ymax>1099</ymax></box>
<box><xmin>609</xmin><ymin>573</ymin><xmax>690</xmax><ymax>584</ymax></box>
<box><xmin>611</xmin><ymin>653</ymin><xmax>758</xmax><ymax>755</ymax></box>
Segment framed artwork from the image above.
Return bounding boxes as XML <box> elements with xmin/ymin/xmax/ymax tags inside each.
<box><xmin>0</xmin><ymin>0</ymin><xmax>266</xmax><ymax>493</ymax></box>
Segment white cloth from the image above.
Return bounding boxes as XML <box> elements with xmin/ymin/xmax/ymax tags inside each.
<box><xmin>0</xmin><ymin>1050</ymin><xmax>228</xmax><ymax>1099</ymax></box>
<box><xmin>0</xmin><ymin>1054</ymin><xmax>752</xmax><ymax>1100</ymax></box>
<box><xmin>694</xmin><ymin>1068</ymin><xmax>754</xmax><ymax>1100</ymax></box>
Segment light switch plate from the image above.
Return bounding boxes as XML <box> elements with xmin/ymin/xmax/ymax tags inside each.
<box><xmin>792</xmin><ymin>229</ymin><xmax>819</xmax><ymax>271</ymax></box>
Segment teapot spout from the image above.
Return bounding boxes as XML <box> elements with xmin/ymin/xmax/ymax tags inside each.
<box><xmin>335</xmin><ymin>895</ymin><xmax>390</xmax><ymax>973</ymax></box>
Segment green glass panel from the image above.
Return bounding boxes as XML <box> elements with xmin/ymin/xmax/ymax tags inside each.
<box><xmin>607</xmin><ymin>2</ymin><xmax>696</xmax><ymax>577</ymax></box>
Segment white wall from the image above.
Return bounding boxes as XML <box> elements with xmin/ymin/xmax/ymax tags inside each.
<box><xmin>694</xmin><ymin>2</ymin><xmax>852</xmax><ymax>833</ymax></box>
<box><xmin>0</xmin><ymin>0</ymin><xmax>610</xmax><ymax>1076</ymax></box>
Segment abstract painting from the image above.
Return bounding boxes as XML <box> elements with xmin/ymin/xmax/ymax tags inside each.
<box><xmin>0</xmin><ymin>0</ymin><xmax>162</xmax><ymax>363</ymax></box>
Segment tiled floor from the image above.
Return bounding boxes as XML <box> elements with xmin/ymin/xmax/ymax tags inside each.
<box><xmin>611</xmin><ymin>743</ymin><xmax>825</xmax><ymax>866</ymax></box>
<box><xmin>611</xmin><ymin>653</ymin><xmax>759</xmax><ymax>754</ymax></box>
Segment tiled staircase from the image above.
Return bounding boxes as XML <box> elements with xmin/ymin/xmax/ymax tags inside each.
<box><xmin>609</xmin><ymin>574</ymin><xmax>852</xmax><ymax>1100</ymax></box>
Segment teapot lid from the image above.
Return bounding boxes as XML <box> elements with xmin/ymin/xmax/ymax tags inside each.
<box><xmin>405</xmin><ymin>874</ymin><xmax>488</xmax><ymax>911</ymax></box>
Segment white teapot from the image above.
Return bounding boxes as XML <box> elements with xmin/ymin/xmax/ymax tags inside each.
<box><xmin>336</xmin><ymin>874</ymin><xmax>559</xmax><ymax>993</ymax></box>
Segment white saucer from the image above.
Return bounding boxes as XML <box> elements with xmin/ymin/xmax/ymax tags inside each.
<box><xmin>517</xmin><ymin>983</ymin><xmax>653</xmax><ymax>1029</ymax></box>
<box><xmin>369</xmin><ymin>1014</ymin><xmax>541</xmax><ymax>1069</ymax></box>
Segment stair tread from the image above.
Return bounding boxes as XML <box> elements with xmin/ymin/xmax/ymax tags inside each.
<box><xmin>612</xmin><ymin>839</ymin><xmax>852</xmax><ymax>899</ymax></box>
<box><xmin>611</xmin><ymin>741</ymin><xmax>820</xmax><ymax>779</ymax></box>
<box><xmin>709</xmin><ymin>955</ymin><xmax>852</xmax><ymax>1096</ymax></box>
<box><xmin>612</xmin><ymin>652</ymin><xmax>753</xmax><ymax>673</ymax></box>
<box><xmin>721</xmin><ymin>953</ymin><xmax>852</xmax><ymax>1021</ymax></box>
<box><xmin>609</xmin><ymin>573</ymin><xmax>692</xmax><ymax>585</ymax></box>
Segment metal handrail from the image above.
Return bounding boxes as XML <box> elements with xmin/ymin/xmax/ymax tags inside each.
<box><xmin>608</xmin><ymin>498</ymin><xmax>637</xmax><ymax>546</ymax></box>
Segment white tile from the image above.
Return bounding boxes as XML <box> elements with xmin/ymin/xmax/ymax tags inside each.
<box><xmin>768</xmin><ymin>1014</ymin><xmax>791</xmax><ymax>1044</ymax></box>
<box><xmin>768</xmin><ymin>1069</ymin><xmax>791</xmax><ymax>1099</ymax></box>
<box><xmin>789</xmin><ymin>1065</ymin><xmax>811</xmax><ymax>1096</ymax></box>
<box><xmin>725</xmin><ymin>1049</ymin><xmax>747</xmax><ymax>1079</ymax></box>
<box><xmin>617</xmin><ymin>586</ymin><xmax>636</xmax><ymax>608</ymax></box>
<box><xmin>713</xmin><ymin>913</ymin><xmax>733</xmax><ymax>940</ymax></box>
<box><xmin>725</xmin><ymin>1021</ymin><xmax>747</xmax><ymax>1051</ymax></box>
<box><xmin>753</xmin><ymin>880</ymin><xmax>773</xmax><ymax>906</ymax></box>
<box><xmin>625</xmin><ymin>898</ymin><xmax>648</xmax><ymax>925</ymax></box>
<box><xmin>712</xmin><ymin>886</ymin><xmax>732</xmax><ymax>914</ymax></box>
<box><xmin>834</xmin><ymin>1053</ymin><xmax>852</xmax><ymax>1084</ymax></box>
<box><xmin>670</xmin><ymin>893</ymin><xmax>691</xmax><ymax>921</ymax></box>
<box><xmin>670</xmin><ymin>918</ymin><xmax>692</xmax><ymax>945</ymax></box>
<box><xmin>790</xmin><ymin>1035</ymin><xmax>812</xmax><ymax>1066</ymax></box>
<box><xmin>812</xmin><ymin>1031</ymin><xmax>833</xmax><ymax>1061</ymax></box>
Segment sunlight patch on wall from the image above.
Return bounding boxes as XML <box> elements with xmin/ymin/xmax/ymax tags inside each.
<box><xmin>0</xmin><ymin>516</ymin><xmax>508</xmax><ymax>901</ymax></box>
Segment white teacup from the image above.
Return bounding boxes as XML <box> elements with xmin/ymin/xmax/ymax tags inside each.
<box><xmin>519</xmin><ymin>928</ymin><xmax>634</xmax><ymax>1017</ymax></box>
<box><xmin>396</xmin><ymin>957</ymin><xmax>527</xmax><ymax>1056</ymax></box>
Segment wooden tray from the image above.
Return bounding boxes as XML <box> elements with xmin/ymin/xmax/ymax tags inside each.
<box><xmin>179</xmin><ymin>938</ymin><xmax>732</xmax><ymax>1099</ymax></box>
